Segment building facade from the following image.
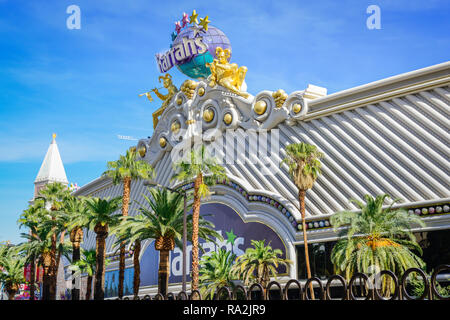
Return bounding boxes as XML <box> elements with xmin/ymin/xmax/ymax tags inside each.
<box><xmin>74</xmin><ymin>61</ymin><xmax>450</xmax><ymax>298</ymax></box>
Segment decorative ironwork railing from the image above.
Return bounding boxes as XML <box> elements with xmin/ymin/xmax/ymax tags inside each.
<box><xmin>114</xmin><ymin>265</ymin><xmax>449</xmax><ymax>301</ymax></box>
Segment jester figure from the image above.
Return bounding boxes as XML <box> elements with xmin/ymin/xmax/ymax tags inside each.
<box><xmin>152</xmin><ymin>73</ymin><xmax>178</xmax><ymax>108</ymax></box>
<box><xmin>139</xmin><ymin>73</ymin><xmax>178</xmax><ymax>128</ymax></box>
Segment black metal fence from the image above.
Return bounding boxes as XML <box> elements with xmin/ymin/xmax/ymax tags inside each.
<box><xmin>117</xmin><ymin>265</ymin><xmax>450</xmax><ymax>301</ymax></box>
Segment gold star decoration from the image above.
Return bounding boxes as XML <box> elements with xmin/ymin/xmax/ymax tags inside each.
<box><xmin>199</xmin><ymin>15</ymin><xmax>210</xmax><ymax>31</ymax></box>
<box><xmin>189</xmin><ymin>10</ymin><xmax>199</xmax><ymax>25</ymax></box>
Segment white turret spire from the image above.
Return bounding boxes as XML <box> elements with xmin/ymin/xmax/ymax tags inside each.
<box><xmin>34</xmin><ymin>134</ymin><xmax>68</xmax><ymax>197</ymax></box>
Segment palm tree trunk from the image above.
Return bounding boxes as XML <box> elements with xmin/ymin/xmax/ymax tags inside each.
<box><xmin>118</xmin><ymin>244</ymin><xmax>126</xmax><ymax>299</ymax></box>
<box><xmin>47</xmin><ymin>207</ymin><xmax>61</xmax><ymax>301</ymax></box>
<box><xmin>29</xmin><ymin>257</ymin><xmax>36</xmax><ymax>300</ymax></box>
<box><xmin>261</xmin><ymin>266</ymin><xmax>268</xmax><ymax>298</ymax></box>
<box><xmin>133</xmin><ymin>240</ymin><xmax>141</xmax><ymax>297</ymax></box>
<box><xmin>71</xmin><ymin>241</ymin><xmax>81</xmax><ymax>300</ymax></box>
<box><xmin>94</xmin><ymin>227</ymin><xmax>108</xmax><ymax>300</ymax></box>
<box><xmin>86</xmin><ymin>275</ymin><xmax>93</xmax><ymax>300</ymax></box>
<box><xmin>299</xmin><ymin>189</ymin><xmax>315</xmax><ymax>300</ymax></box>
<box><xmin>70</xmin><ymin>227</ymin><xmax>83</xmax><ymax>300</ymax></box>
<box><xmin>118</xmin><ymin>177</ymin><xmax>131</xmax><ymax>299</ymax></box>
<box><xmin>42</xmin><ymin>274</ymin><xmax>50</xmax><ymax>300</ymax></box>
<box><xmin>49</xmin><ymin>231</ymin><xmax>57</xmax><ymax>300</ymax></box>
<box><xmin>50</xmin><ymin>230</ymin><xmax>66</xmax><ymax>300</ymax></box>
<box><xmin>6</xmin><ymin>286</ymin><xmax>17</xmax><ymax>300</ymax></box>
<box><xmin>42</xmin><ymin>256</ymin><xmax>51</xmax><ymax>301</ymax></box>
<box><xmin>28</xmin><ymin>229</ymin><xmax>37</xmax><ymax>301</ymax></box>
<box><xmin>158</xmin><ymin>249</ymin><xmax>170</xmax><ymax>296</ymax></box>
<box><xmin>191</xmin><ymin>174</ymin><xmax>202</xmax><ymax>291</ymax></box>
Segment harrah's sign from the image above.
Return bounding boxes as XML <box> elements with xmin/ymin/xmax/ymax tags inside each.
<box><xmin>156</xmin><ymin>35</ymin><xmax>208</xmax><ymax>73</ymax></box>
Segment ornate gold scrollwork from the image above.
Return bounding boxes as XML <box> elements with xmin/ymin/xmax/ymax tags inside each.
<box><xmin>180</xmin><ymin>80</ymin><xmax>198</xmax><ymax>100</ymax></box>
<box><xmin>272</xmin><ymin>89</ymin><xmax>288</xmax><ymax>108</ymax></box>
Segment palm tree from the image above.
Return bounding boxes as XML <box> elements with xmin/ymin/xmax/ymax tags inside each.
<box><xmin>0</xmin><ymin>242</ymin><xmax>9</xmax><ymax>256</ymax></box>
<box><xmin>0</xmin><ymin>243</ymin><xmax>9</xmax><ymax>263</ymax></box>
<box><xmin>411</xmin><ymin>268</ymin><xmax>450</xmax><ymax>300</ymax></box>
<box><xmin>282</xmin><ymin>142</ymin><xmax>323</xmax><ymax>298</ymax></box>
<box><xmin>231</xmin><ymin>240</ymin><xmax>292</xmax><ymax>290</ymax></box>
<box><xmin>330</xmin><ymin>194</ymin><xmax>426</xmax><ymax>296</ymax></box>
<box><xmin>18</xmin><ymin>225</ymin><xmax>53</xmax><ymax>300</ymax></box>
<box><xmin>0</xmin><ymin>250</ymin><xmax>25</xmax><ymax>300</ymax></box>
<box><xmin>21</xmin><ymin>226</ymin><xmax>72</xmax><ymax>301</ymax></box>
<box><xmin>69</xmin><ymin>249</ymin><xmax>108</xmax><ymax>300</ymax></box>
<box><xmin>103</xmin><ymin>147</ymin><xmax>154</xmax><ymax>299</ymax></box>
<box><xmin>172</xmin><ymin>145</ymin><xmax>228</xmax><ymax>290</ymax></box>
<box><xmin>111</xmin><ymin>187</ymin><xmax>221</xmax><ymax>296</ymax></box>
<box><xmin>36</xmin><ymin>182</ymin><xmax>71</xmax><ymax>300</ymax></box>
<box><xmin>110</xmin><ymin>220</ymin><xmax>143</xmax><ymax>298</ymax></box>
<box><xmin>64</xmin><ymin>196</ymin><xmax>90</xmax><ymax>300</ymax></box>
<box><xmin>85</xmin><ymin>197</ymin><xmax>122</xmax><ymax>300</ymax></box>
<box><xmin>17</xmin><ymin>234</ymin><xmax>46</xmax><ymax>300</ymax></box>
<box><xmin>199</xmin><ymin>249</ymin><xmax>237</xmax><ymax>299</ymax></box>
<box><xmin>17</xmin><ymin>199</ymin><xmax>46</xmax><ymax>300</ymax></box>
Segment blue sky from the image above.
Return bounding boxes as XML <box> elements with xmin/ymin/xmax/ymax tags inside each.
<box><xmin>0</xmin><ymin>0</ymin><xmax>449</xmax><ymax>243</ymax></box>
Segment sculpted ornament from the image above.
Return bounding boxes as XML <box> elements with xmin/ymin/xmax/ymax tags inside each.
<box><xmin>140</xmin><ymin>73</ymin><xmax>179</xmax><ymax>128</ymax></box>
<box><xmin>137</xmin><ymin>11</ymin><xmax>318</xmax><ymax>166</ymax></box>
<box><xmin>152</xmin><ymin>74</ymin><xmax>178</xmax><ymax>109</ymax></box>
<box><xmin>272</xmin><ymin>89</ymin><xmax>288</xmax><ymax>108</ymax></box>
<box><xmin>207</xmin><ymin>47</ymin><xmax>249</xmax><ymax>98</ymax></box>
<box><xmin>180</xmin><ymin>79</ymin><xmax>199</xmax><ymax>99</ymax></box>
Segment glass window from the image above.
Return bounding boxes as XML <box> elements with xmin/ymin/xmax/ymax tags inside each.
<box><xmin>296</xmin><ymin>241</ymin><xmax>336</xmax><ymax>280</ymax></box>
<box><xmin>415</xmin><ymin>230</ymin><xmax>450</xmax><ymax>273</ymax></box>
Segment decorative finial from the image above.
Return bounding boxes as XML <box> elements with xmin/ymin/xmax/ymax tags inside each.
<box><xmin>52</xmin><ymin>133</ymin><xmax>57</xmax><ymax>140</ymax></box>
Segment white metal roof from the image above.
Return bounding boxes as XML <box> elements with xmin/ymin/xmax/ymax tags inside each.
<box><xmin>74</xmin><ymin>62</ymin><xmax>450</xmax><ymax>250</ymax></box>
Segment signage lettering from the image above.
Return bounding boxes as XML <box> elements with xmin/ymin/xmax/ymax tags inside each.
<box><xmin>156</xmin><ymin>36</ymin><xmax>208</xmax><ymax>73</ymax></box>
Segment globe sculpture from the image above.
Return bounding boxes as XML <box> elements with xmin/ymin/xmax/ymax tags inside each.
<box><xmin>173</xmin><ymin>25</ymin><xmax>232</xmax><ymax>79</ymax></box>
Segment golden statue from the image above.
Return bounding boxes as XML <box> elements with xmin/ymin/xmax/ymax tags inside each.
<box><xmin>140</xmin><ymin>73</ymin><xmax>179</xmax><ymax>129</ymax></box>
<box><xmin>207</xmin><ymin>47</ymin><xmax>249</xmax><ymax>98</ymax></box>
<box><xmin>152</xmin><ymin>73</ymin><xmax>178</xmax><ymax>106</ymax></box>
<box><xmin>138</xmin><ymin>91</ymin><xmax>154</xmax><ymax>102</ymax></box>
